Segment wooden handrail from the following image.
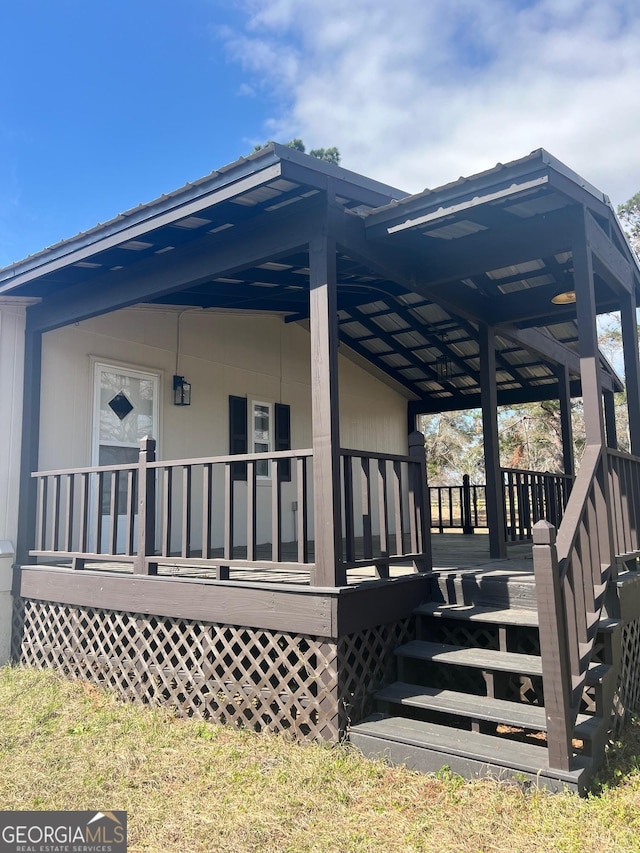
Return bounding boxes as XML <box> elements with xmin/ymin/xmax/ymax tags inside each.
<box><xmin>532</xmin><ymin>443</ymin><xmax>613</xmax><ymax>771</ymax></box>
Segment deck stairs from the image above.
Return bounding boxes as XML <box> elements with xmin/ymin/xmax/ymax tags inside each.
<box><xmin>349</xmin><ymin>566</ymin><xmax>620</xmax><ymax>793</ymax></box>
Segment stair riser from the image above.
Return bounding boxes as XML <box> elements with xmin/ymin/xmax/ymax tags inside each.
<box><xmin>350</xmin><ymin>731</ymin><xmax>589</xmax><ymax>794</ymax></box>
<box><xmin>430</xmin><ymin>575</ymin><xmax>538</xmax><ymax>610</ymax></box>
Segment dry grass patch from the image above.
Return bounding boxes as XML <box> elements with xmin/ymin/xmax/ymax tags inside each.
<box><xmin>1</xmin><ymin>666</ymin><xmax>640</xmax><ymax>852</ymax></box>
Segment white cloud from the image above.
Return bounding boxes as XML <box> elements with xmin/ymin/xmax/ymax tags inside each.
<box><xmin>223</xmin><ymin>0</ymin><xmax>640</xmax><ymax>204</ymax></box>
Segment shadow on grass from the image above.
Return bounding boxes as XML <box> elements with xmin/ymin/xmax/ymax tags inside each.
<box><xmin>590</xmin><ymin>715</ymin><xmax>640</xmax><ymax>795</ymax></box>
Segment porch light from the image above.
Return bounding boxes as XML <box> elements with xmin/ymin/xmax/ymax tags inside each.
<box><xmin>436</xmin><ymin>333</ymin><xmax>452</xmax><ymax>380</ymax></box>
<box><xmin>173</xmin><ymin>375</ymin><xmax>191</xmax><ymax>406</ymax></box>
<box><xmin>551</xmin><ymin>288</ymin><xmax>576</xmax><ymax>305</ymax></box>
<box><xmin>551</xmin><ymin>266</ymin><xmax>576</xmax><ymax>305</ymax></box>
<box><xmin>436</xmin><ymin>352</ymin><xmax>452</xmax><ymax>380</ymax></box>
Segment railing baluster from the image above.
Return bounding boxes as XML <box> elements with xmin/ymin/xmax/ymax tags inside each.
<box><xmin>224</xmin><ymin>462</ymin><xmax>233</xmax><ymax>561</ymax></box>
<box><xmin>343</xmin><ymin>456</ymin><xmax>355</xmax><ymax>563</ymax></box>
<box><xmin>202</xmin><ymin>463</ymin><xmax>212</xmax><ymax>560</ymax></box>
<box><xmin>109</xmin><ymin>471</ymin><xmax>119</xmax><ymax>555</ymax></box>
<box><xmin>297</xmin><ymin>456</ymin><xmax>308</xmax><ymax>563</ymax></box>
<box><xmin>181</xmin><ymin>465</ymin><xmax>192</xmax><ymax>558</ymax></box>
<box><xmin>125</xmin><ymin>469</ymin><xmax>135</xmax><ymax>556</ymax></box>
<box><xmin>361</xmin><ymin>456</ymin><xmax>372</xmax><ymax>560</ymax></box>
<box><xmin>94</xmin><ymin>471</ymin><xmax>104</xmax><ymax>553</ymax></box>
<box><xmin>51</xmin><ymin>474</ymin><xmax>61</xmax><ymax>552</ymax></box>
<box><xmin>507</xmin><ymin>471</ymin><xmax>516</xmax><ymax>541</ymax></box>
<box><xmin>64</xmin><ymin>474</ymin><xmax>74</xmax><ymax>553</ymax></box>
<box><xmin>578</xmin><ymin>518</ymin><xmax>595</xmax><ymax>621</ymax></box>
<box><xmin>392</xmin><ymin>460</ymin><xmax>405</xmax><ymax>554</ymax></box>
<box><xmin>271</xmin><ymin>459</ymin><xmax>281</xmax><ymax>562</ymax></box>
<box><xmin>621</xmin><ymin>458</ymin><xmax>632</xmax><ymax>554</ymax></box>
<box><xmin>162</xmin><ymin>467</ymin><xmax>173</xmax><ymax>557</ymax></box>
<box><xmin>36</xmin><ymin>476</ymin><xmax>47</xmax><ymax>552</ymax></box>
<box><xmin>377</xmin><ymin>459</ymin><xmax>389</xmax><ymax>574</ymax></box>
<box><xmin>78</xmin><ymin>472</ymin><xmax>89</xmax><ymax>556</ymax></box>
<box><xmin>247</xmin><ymin>462</ymin><xmax>257</xmax><ymax>560</ymax></box>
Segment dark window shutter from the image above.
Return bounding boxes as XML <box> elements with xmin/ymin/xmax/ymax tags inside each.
<box><xmin>274</xmin><ymin>402</ymin><xmax>291</xmax><ymax>482</ymax></box>
<box><xmin>229</xmin><ymin>395</ymin><xmax>248</xmax><ymax>481</ymax></box>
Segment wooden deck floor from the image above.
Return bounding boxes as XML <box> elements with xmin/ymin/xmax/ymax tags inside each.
<box><xmin>50</xmin><ymin>533</ymin><xmax>534</xmax><ymax>586</ymax></box>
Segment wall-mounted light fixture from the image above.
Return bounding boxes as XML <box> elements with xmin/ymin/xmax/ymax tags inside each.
<box><xmin>173</xmin><ymin>374</ymin><xmax>191</xmax><ymax>406</ymax></box>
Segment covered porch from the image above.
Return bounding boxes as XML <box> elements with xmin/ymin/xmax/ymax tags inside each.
<box><xmin>4</xmin><ymin>144</ymin><xmax>640</xmax><ymax>788</ymax></box>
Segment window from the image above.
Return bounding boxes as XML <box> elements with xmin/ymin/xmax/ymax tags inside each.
<box><xmin>229</xmin><ymin>396</ymin><xmax>291</xmax><ymax>481</ymax></box>
<box><xmin>92</xmin><ymin>362</ymin><xmax>159</xmax><ymax>468</ymax></box>
<box><xmin>252</xmin><ymin>402</ymin><xmax>271</xmax><ymax>478</ymax></box>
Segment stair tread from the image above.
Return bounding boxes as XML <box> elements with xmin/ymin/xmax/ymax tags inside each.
<box><xmin>350</xmin><ymin>714</ymin><xmax>590</xmax><ymax>782</ymax></box>
<box><xmin>396</xmin><ymin>640</ymin><xmax>543</xmax><ymax>675</ymax></box>
<box><xmin>375</xmin><ymin>682</ymin><xmax>603</xmax><ymax>738</ymax></box>
<box><xmin>416</xmin><ymin>602</ymin><xmax>539</xmax><ymax>626</ymax></box>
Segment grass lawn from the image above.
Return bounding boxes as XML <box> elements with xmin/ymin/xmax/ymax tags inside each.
<box><xmin>1</xmin><ymin>666</ymin><xmax>639</xmax><ymax>852</ymax></box>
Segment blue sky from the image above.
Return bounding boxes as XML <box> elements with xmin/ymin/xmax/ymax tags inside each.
<box><xmin>1</xmin><ymin>0</ymin><xmax>639</xmax><ymax>267</ymax></box>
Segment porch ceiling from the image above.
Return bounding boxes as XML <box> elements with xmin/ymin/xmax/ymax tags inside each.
<box><xmin>0</xmin><ymin>145</ymin><xmax>631</xmax><ymax>413</ymax></box>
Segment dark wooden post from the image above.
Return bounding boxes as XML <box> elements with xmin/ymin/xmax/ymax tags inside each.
<box><xmin>479</xmin><ymin>323</ymin><xmax>507</xmax><ymax>559</ymax></box>
<box><xmin>573</xmin><ymin>212</ymin><xmax>606</xmax><ymax>447</ymax></box>
<box><xmin>572</xmin><ymin>211</ymin><xmax>615</xmax><ymax>568</ymax></box>
<box><xmin>462</xmin><ymin>474</ymin><xmax>474</xmax><ymax>535</ymax></box>
<box><xmin>15</xmin><ymin>325</ymin><xmax>42</xmax><ymax>572</ymax></box>
<box><xmin>532</xmin><ymin>519</ymin><xmax>573</xmax><ymax>771</ymax></box>
<box><xmin>621</xmin><ymin>288</ymin><xmax>640</xmax><ymax>455</ymax></box>
<box><xmin>556</xmin><ymin>364</ymin><xmax>575</xmax><ymax>478</ymax></box>
<box><xmin>134</xmin><ymin>436</ymin><xmax>157</xmax><ymax>576</ymax></box>
<box><xmin>408</xmin><ymin>430</ymin><xmax>432</xmax><ymax>572</ymax></box>
<box><xmin>309</xmin><ymin>227</ymin><xmax>344</xmax><ymax>587</ymax></box>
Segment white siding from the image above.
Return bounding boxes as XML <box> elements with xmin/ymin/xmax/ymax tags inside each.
<box><xmin>39</xmin><ymin>307</ymin><xmax>408</xmax><ymax>469</ymax></box>
<box><xmin>38</xmin><ymin>308</ymin><xmax>409</xmax><ymax>550</ymax></box>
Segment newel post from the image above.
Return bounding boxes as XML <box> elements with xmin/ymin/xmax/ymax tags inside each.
<box><xmin>134</xmin><ymin>436</ymin><xmax>157</xmax><ymax>576</ymax></box>
<box><xmin>408</xmin><ymin>430</ymin><xmax>432</xmax><ymax>572</ymax></box>
<box><xmin>462</xmin><ymin>474</ymin><xmax>474</xmax><ymax>535</ymax></box>
<box><xmin>532</xmin><ymin>519</ymin><xmax>573</xmax><ymax>771</ymax></box>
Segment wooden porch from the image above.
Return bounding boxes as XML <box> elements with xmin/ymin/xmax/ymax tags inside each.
<box><xmin>4</xmin><ymin>145</ymin><xmax>640</xmax><ymax>791</ymax></box>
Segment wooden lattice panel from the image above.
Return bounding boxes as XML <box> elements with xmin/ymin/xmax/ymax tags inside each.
<box><xmin>13</xmin><ymin>598</ymin><xmax>413</xmax><ymax>742</ymax></box>
<box><xmin>338</xmin><ymin>618</ymin><xmax>414</xmax><ymax>729</ymax></box>
<box><xmin>614</xmin><ymin>617</ymin><xmax>640</xmax><ymax>731</ymax></box>
<box><xmin>14</xmin><ymin>598</ymin><xmax>340</xmax><ymax>741</ymax></box>
<box><xmin>10</xmin><ymin>596</ymin><xmax>25</xmax><ymax>661</ymax></box>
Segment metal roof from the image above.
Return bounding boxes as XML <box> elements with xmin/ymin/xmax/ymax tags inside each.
<box><xmin>0</xmin><ymin>144</ymin><xmax>629</xmax><ymax>410</ymax></box>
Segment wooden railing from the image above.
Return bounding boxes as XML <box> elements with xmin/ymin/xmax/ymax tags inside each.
<box><xmin>30</xmin><ymin>434</ymin><xmax>432</xmax><ymax>583</ymax></box>
<box><xmin>532</xmin><ymin>445</ymin><xmax>613</xmax><ymax>771</ymax></box>
<box><xmin>428</xmin><ymin>469</ymin><xmax>572</xmax><ymax>539</ymax></box>
<box><xmin>31</xmin><ymin>437</ymin><xmax>315</xmax><ymax>578</ymax></box>
<box><xmin>429</xmin><ymin>477</ymin><xmax>487</xmax><ymax>534</ymax></box>
<box><xmin>607</xmin><ymin>448</ymin><xmax>640</xmax><ymax>560</ymax></box>
<box><xmin>340</xmin><ymin>432</ymin><xmax>431</xmax><ymax>576</ymax></box>
<box><xmin>503</xmin><ymin>467</ymin><xmax>572</xmax><ymax>541</ymax></box>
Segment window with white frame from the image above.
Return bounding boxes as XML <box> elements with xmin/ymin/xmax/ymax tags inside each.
<box><xmin>252</xmin><ymin>401</ymin><xmax>272</xmax><ymax>478</ymax></box>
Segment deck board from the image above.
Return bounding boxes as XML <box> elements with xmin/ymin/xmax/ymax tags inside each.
<box><xmin>34</xmin><ymin>532</ymin><xmax>534</xmax><ymax>586</ymax></box>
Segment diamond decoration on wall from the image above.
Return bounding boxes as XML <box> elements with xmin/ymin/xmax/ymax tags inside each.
<box><xmin>108</xmin><ymin>391</ymin><xmax>134</xmax><ymax>421</ymax></box>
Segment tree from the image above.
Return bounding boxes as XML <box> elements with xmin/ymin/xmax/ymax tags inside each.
<box><xmin>253</xmin><ymin>139</ymin><xmax>341</xmax><ymax>165</ymax></box>
<box><xmin>617</xmin><ymin>191</ymin><xmax>640</xmax><ymax>258</ymax></box>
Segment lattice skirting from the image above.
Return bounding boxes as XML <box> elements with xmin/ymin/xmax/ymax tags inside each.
<box><xmin>11</xmin><ymin>598</ymin><xmax>413</xmax><ymax>742</ymax></box>
<box><xmin>613</xmin><ymin>617</ymin><xmax>640</xmax><ymax>732</ymax></box>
